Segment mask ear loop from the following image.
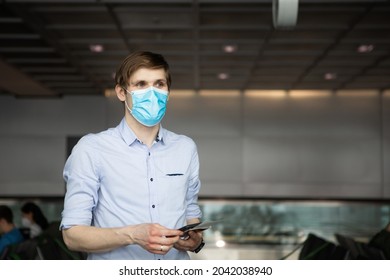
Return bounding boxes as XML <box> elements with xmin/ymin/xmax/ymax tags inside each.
<box><xmin>124</xmin><ymin>100</ymin><xmax>133</xmax><ymax>114</ymax></box>
<box><xmin>123</xmin><ymin>88</ymin><xmax>133</xmax><ymax>114</ymax></box>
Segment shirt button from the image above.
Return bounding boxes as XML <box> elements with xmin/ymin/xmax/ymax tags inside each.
<box><xmin>150</xmin><ymin>178</ymin><xmax>153</xmax><ymax>182</ymax></box>
<box><xmin>152</xmin><ymin>205</ymin><xmax>155</xmax><ymax>208</ymax></box>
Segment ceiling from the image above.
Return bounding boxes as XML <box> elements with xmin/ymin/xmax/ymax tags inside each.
<box><xmin>1</xmin><ymin>0</ymin><xmax>390</xmax><ymax>97</ymax></box>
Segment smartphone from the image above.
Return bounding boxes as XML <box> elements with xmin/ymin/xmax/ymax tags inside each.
<box><xmin>178</xmin><ymin>222</ymin><xmax>201</xmax><ymax>232</ymax></box>
<box><xmin>178</xmin><ymin>222</ymin><xmax>211</xmax><ymax>239</ymax></box>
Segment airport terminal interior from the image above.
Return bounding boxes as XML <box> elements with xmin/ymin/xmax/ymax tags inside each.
<box><xmin>1</xmin><ymin>0</ymin><xmax>390</xmax><ymax>260</ymax></box>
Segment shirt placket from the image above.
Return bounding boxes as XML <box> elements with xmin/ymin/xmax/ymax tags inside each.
<box><xmin>146</xmin><ymin>146</ymin><xmax>164</xmax><ymax>260</ymax></box>
<box><xmin>146</xmin><ymin>147</ymin><xmax>159</xmax><ymax>224</ymax></box>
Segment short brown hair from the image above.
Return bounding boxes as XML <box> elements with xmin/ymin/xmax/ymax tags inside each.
<box><xmin>115</xmin><ymin>51</ymin><xmax>171</xmax><ymax>90</ymax></box>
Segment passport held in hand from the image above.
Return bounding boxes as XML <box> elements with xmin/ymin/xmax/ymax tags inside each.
<box><xmin>178</xmin><ymin>221</ymin><xmax>218</xmax><ymax>239</ymax></box>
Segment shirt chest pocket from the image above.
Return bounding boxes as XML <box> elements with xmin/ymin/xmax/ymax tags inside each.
<box><xmin>155</xmin><ymin>170</ymin><xmax>188</xmax><ymax>201</ymax></box>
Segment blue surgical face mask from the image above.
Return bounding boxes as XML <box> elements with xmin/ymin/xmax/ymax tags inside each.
<box><xmin>124</xmin><ymin>86</ymin><xmax>169</xmax><ymax>127</ymax></box>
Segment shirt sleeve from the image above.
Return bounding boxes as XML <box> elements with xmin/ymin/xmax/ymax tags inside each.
<box><xmin>185</xmin><ymin>143</ymin><xmax>202</xmax><ymax>220</ymax></box>
<box><xmin>60</xmin><ymin>135</ymin><xmax>101</xmax><ymax>229</ymax></box>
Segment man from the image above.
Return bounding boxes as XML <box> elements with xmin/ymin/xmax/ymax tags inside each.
<box><xmin>61</xmin><ymin>51</ymin><xmax>204</xmax><ymax>260</ymax></box>
<box><xmin>0</xmin><ymin>205</ymin><xmax>24</xmax><ymax>256</ymax></box>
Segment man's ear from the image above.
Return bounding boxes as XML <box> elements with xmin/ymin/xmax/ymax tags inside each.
<box><xmin>115</xmin><ymin>84</ymin><xmax>126</xmax><ymax>102</ymax></box>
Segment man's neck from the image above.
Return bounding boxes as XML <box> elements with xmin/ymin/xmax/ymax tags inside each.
<box><xmin>125</xmin><ymin>114</ymin><xmax>159</xmax><ymax>148</ymax></box>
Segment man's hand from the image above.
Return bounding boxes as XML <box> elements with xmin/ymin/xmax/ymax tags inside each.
<box><xmin>174</xmin><ymin>230</ymin><xmax>203</xmax><ymax>252</ymax></box>
<box><xmin>129</xmin><ymin>223</ymin><xmax>182</xmax><ymax>255</ymax></box>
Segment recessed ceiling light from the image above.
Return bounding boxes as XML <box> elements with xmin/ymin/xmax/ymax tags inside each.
<box><xmin>357</xmin><ymin>44</ymin><xmax>374</xmax><ymax>53</ymax></box>
<box><xmin>218</xmin><ymin>73</ymin><xmax>230</xmax><ymax>80</ymax></box>
<box><xmin>222</xmin><ymin>44</ymin><xmax>237</xmax><ymax>53</ymax></box>
<box><xmin>89</xmin><ymin>44</ymin><xmax>104</xmax><ymax>53</ymax></box>
<box><xmin>324</xmin><ymin>72</ymin><xmax>337</xmax><ymax>80</ymax></box>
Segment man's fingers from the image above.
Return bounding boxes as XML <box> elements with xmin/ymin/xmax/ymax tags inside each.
<box><xmin>160</xmin><ymin>228</ymin><xmax>183</xmax><ymax>237</ymax></box>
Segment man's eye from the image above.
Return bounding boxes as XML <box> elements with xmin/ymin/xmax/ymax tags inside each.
<box><xmin>135</xmin><ymin>82</ymin><xmax>146</xmax><ymax>88</ymax></box>
<box><xmin>156</xmin><ymin>81</ymin><xmax>167</xmax><ymax>88</ymax></box>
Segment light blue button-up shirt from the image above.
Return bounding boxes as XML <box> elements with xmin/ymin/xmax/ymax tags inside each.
<box><xmin>61</xmin><ymin>118</ymin><xmax>202</xmax><ymax>260</ymax></box>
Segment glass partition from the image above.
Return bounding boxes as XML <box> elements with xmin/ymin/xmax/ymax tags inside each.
<box><xmin>199</xmin><ymin>199</ymin><xmax>390</xmax><ymax>246</ymax></box>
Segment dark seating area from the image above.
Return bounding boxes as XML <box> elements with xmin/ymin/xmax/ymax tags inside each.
<box><xmin>298</xmin><ymin>233</ymin><xmax>387</xmax><ymax>260</ymax></box>
<box><xmin>1</xmin><ymin>221</ymin><xmax>86</xmax><ymax>260</ymax></box>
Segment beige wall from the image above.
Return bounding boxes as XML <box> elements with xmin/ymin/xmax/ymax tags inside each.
<box><xmin>0</xmin><ymin>89</ymin><xmax>389</xmax><ymax>199</ymax></box>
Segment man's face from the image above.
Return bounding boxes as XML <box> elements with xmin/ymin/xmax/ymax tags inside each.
<box><xmin>128</xmin><ymin>68</ymin><xmax>168</xmax><ymax>91</ymax></box>
<box><xmin>124</xmin><ymin>67</ymin><xmax>168</xmax><ymax>108</ymax></box>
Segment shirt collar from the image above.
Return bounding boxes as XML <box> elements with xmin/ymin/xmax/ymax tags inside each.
<box><xmin>156</xmin><ymin>126</ymin><xmax>167</xmax><ymax>145</ymax></box>
<box><xmin>118</xmin><ymin>118</ymin><xmax>167</xmax><ymax>146</ymax></box>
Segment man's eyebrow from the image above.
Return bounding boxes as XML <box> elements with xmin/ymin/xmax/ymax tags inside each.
<box><xmin>154</xmin><ymin>78</ymin><xmax>167</xmax><ymax>83</ymax></box>
<box><xmin>130</xmin><ymin>78</ymin><xmax>167</xmax><ymax>84</ymax></box>
<box><xmin>130</xmin><ymin>79</ymin><xmax>146</xmax><ymax>85</ymax></box>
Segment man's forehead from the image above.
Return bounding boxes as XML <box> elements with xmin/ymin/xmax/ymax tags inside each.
<box><xmin>131</xmin><ymin>68</ymin><xmax>166</xmax><ymax>80</ymax></box>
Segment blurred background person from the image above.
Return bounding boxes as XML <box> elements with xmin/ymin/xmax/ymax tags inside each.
<box><xmin>21</xmin><ymin>202</ymin><xmax>49</xmax><ymax>238</ymax></box>
<box><xmin>0</xmin><ymin>205</ymin><xmax>24</xmax><ymax>256</ymax></box>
